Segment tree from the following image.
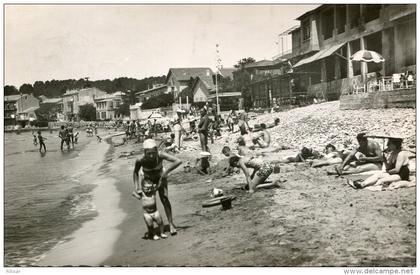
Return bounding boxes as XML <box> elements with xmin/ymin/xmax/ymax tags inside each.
<box><xmin>234</xmin><ymin>57</ymin><xmax>256</xmax><ymax>69</ymax></box>
<box><xmin>79</xmin><ymin>104</ymin><xmax>96</xmax><ymax>121</ymax></box>
<box><xmin>4</xmin><ymin>85</ymin><xmax>19</xmax><ymax>96</ymax></box>
<box><xmin>34</xmin><ymin>103</ymin><xmax>60</xmax><ymax>121</ymax></box>
<box><xmin>19</xmin><ymin>83</ymin><xmax>34</xmax><ymax>94</ymax></box>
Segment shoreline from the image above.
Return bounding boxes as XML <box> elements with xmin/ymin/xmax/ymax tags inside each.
<box><xmin>36</xmin><ymin>132</ymin><xmax>127</xmax><ymax>266</ymax></box>
<box><xmin>26</xmin><ymin>102</ymin><xmax>415</xmax><ymax>267</ymax></box>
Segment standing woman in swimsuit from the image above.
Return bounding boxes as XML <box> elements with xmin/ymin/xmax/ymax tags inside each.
<box><xmin>222</xmin><ymin>146</ymin><xmax>273</xmax><ymax>193</ymax></box>
<box><xmin>347</xmin><ymin>138</ymin><xmax>410</xmax><ymax>189</ymax></box>
<box><xmin>133</xmin><ymin>139</ymin><xmax>182</xmax><ymax>235</ymax></box>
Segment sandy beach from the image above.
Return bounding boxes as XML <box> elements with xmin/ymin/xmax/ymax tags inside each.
<box><xmin>104</xmin><ymin>102</ymin><xmax>415</xmax><ymax>267</ymax></box>
<box><xmin>35</xmin><ymin>101</ymin><xmax>416</xmax><ymax>267</ymax></box>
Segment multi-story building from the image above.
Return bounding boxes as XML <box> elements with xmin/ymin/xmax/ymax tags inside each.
<box><xmin>4</xmin><ymin>94</ymin><xmax>40</xmax><ymax>127</ymax></box>
<box><xmin>165</xmin><ymin>67</ymin><xmax>215</xmax><ymax>99</ymax></box>
<box><xmin>4</xmin><ymin>95</ymin><xmax>20</xmax><ymax>126</ymax></box>
<box><xmin>94</xmin><ymin>91</ymin><xmax>125</xmax><ymax>120</ymax></box>
<box><xmin>62</xmin><ymin>87</ymin><xmax>107</xmax><ymax>121</ymax></box>
<box><xmin>291</xmin><ymin>4</ymin><xmax>416</xmax><ymax>99</ymax></box>
<box><xmin>246</xmin><ymin>4</ymin><xmax>416</xmax><ymax>109</ymax></box>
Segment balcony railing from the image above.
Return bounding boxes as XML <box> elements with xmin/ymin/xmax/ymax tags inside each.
<box><xmin>388</xmin><ymin>4</ymin><xmax>415</xmax><ymax>21</ymax></box>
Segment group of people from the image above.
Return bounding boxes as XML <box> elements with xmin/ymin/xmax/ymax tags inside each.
<box><xmin>59</xmin><ymin>124</ymin><xmax>80</xmax><ymax>150</ymax></box>
<box><xmin>130</xmin><ymin>106</ymin><xmax>414</xmax><ymax>241</ymax></box>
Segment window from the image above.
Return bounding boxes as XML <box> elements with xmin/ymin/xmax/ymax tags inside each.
<box><xmin>348</xmin><ymin>5</ymin><xmax>360</xmax><ymax>29</ymax></box>
<box><xmin>302</xmin><ymin>19</ymin><xmax>311</xmax><ymax>41</ymax></box>
<box><xmin>321</xmin><ymin>8</ymin><xmax>334</xmax><ymax>40</ymax></box>
<box><xmin>364</xmin><ymin>4</ymin><xmax>381</xmax><ymax>22</ymax></box>
<box><xmin>336</xmin><ymin>5</ymin><xmax>346</xmax><ymax>34</ymax></box>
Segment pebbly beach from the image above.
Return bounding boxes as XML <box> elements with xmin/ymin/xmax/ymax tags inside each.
<box><xmin>23</xmin><ymin>101</ymin><xmax>416</xmax><ymax>267</ymax></box>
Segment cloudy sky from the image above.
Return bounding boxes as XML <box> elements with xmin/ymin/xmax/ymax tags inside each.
<box><xmin>5</xmin><ymin>4</ymin><xmax>317</xmax><ymax>87</ymax></box>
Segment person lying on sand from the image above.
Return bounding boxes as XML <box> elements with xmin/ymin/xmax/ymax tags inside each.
<box><xmin>133</xmin><ymin>180</ymin><xmax>168</xmax><ymax>240</ymax></box>
<box><xmin>222</xmin><ymin>146</ymin><xmax>274</xmax><ymax>193</ymax></box>
<box><xmin>272</xmin><ymin>147</ymin><xmax>322</xmax><ymax>164</ymax></box>
<box><xmin>329</xmin><ymin>133</ymin><xmax>383</xmax><ymax>176</ymax></box>
<box><xmin>347</xmin><ymin>137</ymin><xmax>411</xmax><ymax>189</ymax></box>
<box><xmin>133</xmin><ymin>139</ymin><xmax>182</xmax><ymax>235</ymax></box>
<box><xmin>310</xmin><ymin>144</ymin><xmax>344</xmax><ymax>168</ymax></box>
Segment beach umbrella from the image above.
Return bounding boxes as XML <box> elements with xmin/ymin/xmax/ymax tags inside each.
<box><xmin>350</xmin><ymin>50</ymin><xmax>385</xmax><ymax>92</ymax></box>
<box><xmin>149</xmin><ymin>112</ymin><xmax>163</xmax><ymax>119</ymax></box>
<box><xmin>350</xmin><ymin>50</ymin><xmax>385</xmax><ymax>63</ymax></box>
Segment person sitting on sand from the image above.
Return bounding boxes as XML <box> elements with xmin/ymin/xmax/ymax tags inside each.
<box><xmin>311</xmin><ymin>144</ymin><xmax>344</xmax><ymax>168</ymax></box>
<box><xmin>252</xmin><ymin>123</ymin><xmax>271</xmax><ymax>148</ymax></box>
<box><xmin>133</xmin><ymin>179</ymin><xmax>168</xmax><ymax>240</ymax></box>
<box><xmin>133</xmin><ymin>139</ymin><xmax>182</xmax><ymax>235</ymax></box>
<box><xmin>347</xmin><ymin>137</ymin><xmax>411</xmax><ymax>189</ymax></box>
<box><xmin>222</xmin><ymin>146</ymin><xmax>274</xmax><ymax>193</ymax></box>
<box><xmin>330</xmin><ymin>133</ymin><xmax>383</xmax><ymax>176</ymax></box>
<box><xmin>163</xmin><ymin>133</ymin><xmax>178</xmax><ymax>153</ymax></box>
<box><xmin>195</xmin><ymin>151</ymin><xmax>212</xmax><ymax>175</ymax></box>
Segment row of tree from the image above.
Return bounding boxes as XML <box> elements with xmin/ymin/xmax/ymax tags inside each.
<box><xmin>4</xmin><ymin>76</ymin><xmax>166</xmax><ymax>98</ymax></box>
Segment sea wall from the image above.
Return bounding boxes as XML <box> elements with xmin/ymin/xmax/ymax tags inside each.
<box><xmin>339</xmin><ymin>88</ymin><xmax>416</xmax><ymax>110</ymax></box>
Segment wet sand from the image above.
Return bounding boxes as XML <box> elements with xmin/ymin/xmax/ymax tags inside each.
<box><xmin>102</xmin><ymin>135</ymin><xmax>415</xmax><ymax>267</ymax></box>
<box><xmin>34</xmin><ymin>102</ymin><xmax>416</xmax><ymax>267</ymax></box>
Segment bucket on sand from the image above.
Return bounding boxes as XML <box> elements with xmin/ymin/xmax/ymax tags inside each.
<box><xmin>220</xmin><ymin>197</ymin><xmax>232</xmax><ymax>210</ymax></box>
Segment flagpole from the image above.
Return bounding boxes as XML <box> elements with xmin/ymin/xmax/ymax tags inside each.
<box><xmin>215</xmin><ymin>44</ymin><xmax>221</xmax><ymax>115</ymax></box>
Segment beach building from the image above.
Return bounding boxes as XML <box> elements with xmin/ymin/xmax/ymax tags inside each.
<box><xmin>4</xmin><ymin>94</ymin><xmax>40</xmax><ymax>127</ymax></box>
<box><xmin>4</xmin><ymin>95</ymin><xmax>20</xmax><ymax>126</ymax></box>
<box><xmin>189</xmin><ymin>67</ymin><xmax>241</xmax><ymax>111</ymax></box>
<box><xmin>165</xmin><ymin>67</ymin><xmax>215</xmax><ymax>99</ymax></box>
<box><xmin>245</xmin><ymin>4</ymin><xmax>416</xmax><ymax>109</ymax></box>
<box><xmin>94</xmin><ymin>91</ymin><xmax>125</xmax><ymax>120</ymax></box>
<box><xmin>62</xmin><ymin>87</ymin><xmax>107</xmax><ymax>121</ymax></box>
<box><xmin>135</xmin><ymin>84</ymin><xmax>169</xmax><ymax>103</ymax></box>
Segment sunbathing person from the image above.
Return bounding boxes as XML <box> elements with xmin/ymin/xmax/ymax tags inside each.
<box><xmin>311</xmin><ymin>144</ymin><xmax>344</xmax><ymax>168</ymax></box>
<box><xmin>330</xmin><ymin>133</ymin><xmax>383</xmax><ymax>176</ymax></box>
<box><xmin>272</xmin><ymin>147</ymin><xmax>322</xmax><ymax>164</ymax></box>
<box><xmin>222</xmin><ymin>146</ymin><xmax>274</xmax><ymax>193</ymax></box>
<box><xmin>252</xmin><ymin>123</ymin><xmax>270</xmax><ymax>148</ymax></box>
<box><xmin>347</xmin><ymin>137</ymin><xmax>411</xmax><ymax>189</ymax></box>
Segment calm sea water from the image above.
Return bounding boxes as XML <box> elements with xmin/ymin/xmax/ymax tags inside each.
<box><xmin>4</xmin><ymin>130</ymin><xmax>110</xmax><ymax>266</ymax></box>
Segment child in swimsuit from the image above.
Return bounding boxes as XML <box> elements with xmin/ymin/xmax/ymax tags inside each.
<box><xmin>135</xmin><ymin>179</ymin><xmax>168</xmax><ymax>240</ymax></box>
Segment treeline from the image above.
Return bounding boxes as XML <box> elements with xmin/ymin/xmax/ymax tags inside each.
<box><xmin>4</xmin><ymin>76</ymin><xmax>167</xmax><ymax>98</ymax></box>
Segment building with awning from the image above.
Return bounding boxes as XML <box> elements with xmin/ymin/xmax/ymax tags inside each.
<box><xmin>293</xmin><ymin>43</ymin><xmax>345</xmax><ymax>68</ymax></box>
<box><xmin>288</xmin><ymin>4</ymin><xmax>415</xmax><ymax>100</ymax></box>
<box><xmin>241</xmin><ymin>4</ymin><xmax>415</xmax><ymax>109</ymax></box>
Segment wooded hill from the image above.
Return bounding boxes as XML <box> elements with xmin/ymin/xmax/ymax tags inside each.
<box><xmin>4</xmin><ymin>76</ymin><xmax>166</xmax><ymax>98</ymax></box>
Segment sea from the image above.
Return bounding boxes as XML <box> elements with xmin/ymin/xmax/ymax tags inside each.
<box><xmin>4</xmin><ymin>129</ymin><xmax>111</xmax><ymax>266</ymax></box>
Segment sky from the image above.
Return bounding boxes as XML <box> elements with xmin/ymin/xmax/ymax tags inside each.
<box><xmin>5</xmin><ymin>4</ymin><xmax>318</xmax><ymax>87</ymax></box>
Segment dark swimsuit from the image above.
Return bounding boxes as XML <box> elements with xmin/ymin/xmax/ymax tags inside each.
<box><xmin>136</xmin><ymin>155</ymin><xmax>164</xmax><ymax>183</ymax></box>
<box><xmin>388</xmin><ymin>158</ymin><xmax>410</xmax><ymax>181</ymax></box>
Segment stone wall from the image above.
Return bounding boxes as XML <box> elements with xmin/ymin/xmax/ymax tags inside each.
<box><xmin>339</xmin><ymin>88</ymin><xmax>416</xmax><ymax>109</ymax></box>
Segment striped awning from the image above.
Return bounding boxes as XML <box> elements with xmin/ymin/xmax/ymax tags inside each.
<box><xmin>293</xmin><ymin>43</ymin><xmax>345</xmax><ymax>68</ymax></box>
